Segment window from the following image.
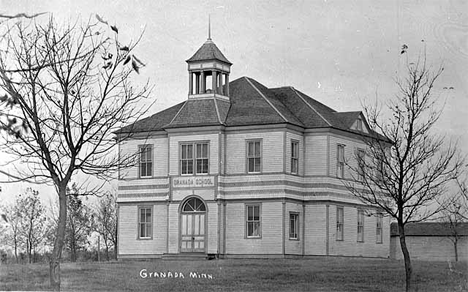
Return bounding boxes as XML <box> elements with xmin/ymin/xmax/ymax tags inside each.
<box><xmin>376</xmin><ymin>213</ymin><xmax>383</xmax><ymax>243</ymax></box>
<box><xmin>139</xmin><ymin>145</ymin><xmax>153</xmax><ymax>178</ymax></box>
<box><xmin>246</xmin><ymin>204</ymin><xmax>261</xmax><ymax>238</ymax></box>
<box><xmin>180</xmin><ymin>142</ymin><xmax>209</xmax><ymax>175</ymax></box>
<box><xmin>337</xmin><ymin>144</ymin><xmax>345</xmax><ymax>178</ymax></box>
<box><xmin>247</xmin><ymin>140</ymin><xmax>261</xmax><ymax>173</ymax></box>
<box><xmin>357</xmin><ymin>149</ymin><xmax>365</xmax><ymax>181</ymax></box>
<box><xmin>291</xmin><ymin>140</ymin><xmax>299</xmax><ymax>174</ymax></box>
<box><xmin>356</xmin><ymin>117</ymin><xmax>363</xmax><ymax>131</ymax></box>
<box><xmin>357</xmin><ymin>209</ymin><xmax>364</xmax><ymax>242</ymax></box>
<box><xmin>336</xmin><ymin>207</ymin><xmax>344</xmax><ymax>241</ymax></box>
<box><xmin>138</xmin><ymin>207</ymin><xmax>152</xmax><ymax>239</ymax></box>
<box><xmin>289</xmin><ymin>212</ymin><xmax>299</xmax><ymax>240</ymax></box>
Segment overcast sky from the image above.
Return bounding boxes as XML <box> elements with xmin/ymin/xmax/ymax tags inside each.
<box><xmin>1</xmin><ymin>0</ymin><xmax>467</xmax><ymax>202</ymax></box>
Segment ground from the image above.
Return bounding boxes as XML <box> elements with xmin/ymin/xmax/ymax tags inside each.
<box><xmin>0</xmin><ymin>257</ymin><xmax>467</xmax><ymax>291</ymax></box>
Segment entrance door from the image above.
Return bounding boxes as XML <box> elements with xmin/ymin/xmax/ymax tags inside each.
<box><xmin>180</xmin><ymin>197</ymin><xmax>206</xmax><ymax>252</ymax></box>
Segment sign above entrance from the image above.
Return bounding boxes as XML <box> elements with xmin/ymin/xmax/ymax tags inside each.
<box><xmin>173</xmin><ymin>176</ymin><xmax>215</xmax><ymax>188</ymax></box>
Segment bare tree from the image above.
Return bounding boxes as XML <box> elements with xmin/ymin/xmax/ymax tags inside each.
<box><xmin>437</xmin><ymin>177</ymin><xmax>468</xmax><ymax>262</ymax></box>
<box><xmin>344</xmin><ymin>55</ymin><xmax>465</xmax><ymax>291</ymax></box>
<box><xmin>0</xmin><ymin>16</ymin><xmax>149</xmax><ymax>290</ymax></box>
<box><xmin>1</xmin><ymin>188</ymin><xmax>47</xmax><ymax>263</ymax></box>
<box><xmin>93</xmin><ymin>192</ymin><xmax>117</xmax><ymax>260</ymax></box>
<box><xmin>18</xmin><ymin>188</ymin><xmax>47</xmax><ymax>263</ymax></box>
<box><xmin>65</xmin><ymin>184</ymin><xmax>93</xmax><ymax>262</ymax></box>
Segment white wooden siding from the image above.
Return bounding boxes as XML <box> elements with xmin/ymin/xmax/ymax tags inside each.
<box><xmin>119</xmin><ymin>137</ymin><xmax>168</xmax><ymax>179</ymax></box>
<box><xmin>225</xmin><ymin>201</ymin><xmax>283</xmax><ymax>254</ymax></box>
<box><xmin>285</xmin><ymin>202</ymin><xmax>303</xmax><ymax>255</ymax></box>
<box><xmin>304</xmin><ymin>204</ymin><xmax>327</xmax><ymax>255</ymax></box>
<box><xmin>285</xmin><ymin>132</ymin><xmax>304</xmax><ymax>176</ymax></box>
<box><xmin>118</xmin><ymin>204</ymin><xmax>167</xmax><ymax>256</ymax></box>
<box><xmin>168</xmin><ymin>133</ymin><xmax>219</xmax><ymax>175</ymax></box>
<box><xmin>304</xmin><ymin>135</ymin><xmax>328</xmax><ymax>176</ymax></box>
<box><xmin>225</xmin><ymin>131</ymin><xmax>284</xmax><ymax>174</ymax></box>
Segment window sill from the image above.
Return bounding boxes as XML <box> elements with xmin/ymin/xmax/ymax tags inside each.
<box><xmin>246</xmin><ymin>236</ymin><xmax>262</xmax><ymax>239</ymax></box>
<box><xmin>139</xmin><ymin>176</ymin><xmax>153</xmax><ymax>179</ymax></box>
<box><xmin>289</xmin><ymin>238</ymin><xmax>300</xmax><ymax>241</ymax></box>
<box><xmin>137</xmin><ymin>237</ymin><xmax>153</xmax><ymax>240</ymax></box>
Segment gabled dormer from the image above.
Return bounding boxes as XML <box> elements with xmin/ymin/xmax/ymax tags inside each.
<box><xmin>186</xmin><ymin>32</ymin><xmax>232</xmax><ymax>100</ymax></box>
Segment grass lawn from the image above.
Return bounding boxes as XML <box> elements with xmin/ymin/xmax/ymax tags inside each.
<box><xmin>0</xmin><ymin>257</ymin><xmax>467</xmax><ymax>291</ymax></box>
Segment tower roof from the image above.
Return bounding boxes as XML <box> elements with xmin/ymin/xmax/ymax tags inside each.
<box><xmin>186</xmin><ymin>39</ymin><xmax>232</xmax><ymax>65</ymax></box>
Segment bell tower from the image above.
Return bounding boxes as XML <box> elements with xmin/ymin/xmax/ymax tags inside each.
<box><xmin>186</xmin><ymin>21</ymin><xmax>232</xmax><ymax>100</ymax></box>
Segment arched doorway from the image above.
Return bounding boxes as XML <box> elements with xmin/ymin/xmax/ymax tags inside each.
<box><xmin>180</xmin><ymin>197</ymin><xmax>206</xmax><ymax>253</ymax></box>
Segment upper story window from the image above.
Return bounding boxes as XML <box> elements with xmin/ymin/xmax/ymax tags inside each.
<box><xmin>356</xmin><ymin>117</ymin><xmax>363</xmax><ymax>131</ymax></box>
<box><xmin>180</xmin><ymin>142</ymin><xmax>209</xmax><ymax>175</ymax></box>
<box><xmin>357</xmin><ymin>209</ymin><xmax>364</xmax><ymax>242</ymax></box>
<box><xmin>357</xmin><ymin>148</ymin><xmax>365</xmax><ymax>182</ymax></box>
<box><xmin>247</xmin><ymin>140</ymin><xmax>261</xmax><ymax>173</ymax></box>
<box><xmin>337</xmin><ymin>144</ymin><xmax>345</xmax><ymax>178</ymax></box>
<box><xmin>139</xmin><ymin>145</ymin><xmax>153</xmax><ymax>178</ymax></box>
<box><xmin>138</xmin><ymin>206</ymin><xmax>152</xmax><ymax>239</ymax></box>
<box><xmin>336</xmin><ymin>206</ymin><xmax>344</xmax><ymax>241</ymax></box>
<box><xmin>291</xmin><ymin>140</ymin><xmax>299</xmax><ymax>174</ymax></box>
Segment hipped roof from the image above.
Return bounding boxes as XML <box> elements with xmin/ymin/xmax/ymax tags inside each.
<box><xmin>116</xmin><ymin>76</ymin><xmax>383</xmax><ymax>138</ymax></box>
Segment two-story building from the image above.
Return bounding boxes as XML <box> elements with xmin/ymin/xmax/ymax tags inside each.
<box><xmin>115</xmin><ymin>35</ymin><xmax>390</xmax><ymax>259</ymax></box>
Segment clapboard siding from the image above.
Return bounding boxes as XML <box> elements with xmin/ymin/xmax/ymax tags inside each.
<box><xmin>168</xmin><ymin>133</ymin><xmax>220</xmax><ymax>176</ymax></box>
<box><xmin>304</xmin><ymin>204</ymin><xmax>327</xmax><ymax>255</ymax></box>
<box><xmin>304</xmin><ymin>135</ymin><xmax>328</xmax><ymax>176</ymax></box>
<box><xmin>328</xmin><ymin>135</ymin><xmax>367</xmax><ymax>180</ymax></box>
<box><xmin>225</xmin><ymin>201</ymin><xmax>283</xmax><ymax>254</ymax></box>
<box><xmin>167</xmin><ymin>204</ymin><xmax>180</xmax><ymax>254</ymax></box>
<box><xmin>285</xmin><ymin>202</ymin><xmax>303</xmax><ymax>255</ymax></box>
<box><xmin>390</xmin><ymin>236</ymin><xmax>468</xmax><ymax>262</ymax></box>
<box><xmin>225</xmin><ymin>131</ymin><xmax>284</xmax><ymax>174</ymax></box>
<box><xmin>207</xmin><ymin>202</ymin><xmax>219</xmax><ymax>254</ymax></box>
<box><xmin>118</xmin><ymin>204</ymin><xmax>167</xmax><ymax>256</ymax></box>
<box><xmin>285</xmin><ymin>132</ymin><xmax>304</xmax><ymax>176</ymax></box>
<box><xmin>119</xmin><ymin>137</ymin><xmax>168</xmax><ymax>179</ymax></box>
<box><xmin>328</xmin><ymin>205</ymin><xmax>389</xmax><ymax>257</ymax></box>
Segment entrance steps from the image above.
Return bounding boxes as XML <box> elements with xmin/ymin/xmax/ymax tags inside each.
<box><xmin>162</xmin><ymin>253</ymin><xmax>217</xmax><ymax>261</ymax></box>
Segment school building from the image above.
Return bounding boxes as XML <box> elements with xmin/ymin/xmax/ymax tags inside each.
<box><xmin>115</xmin><ymin>35</ymin><xmax>390</xmax><ymax>259</ymax></box>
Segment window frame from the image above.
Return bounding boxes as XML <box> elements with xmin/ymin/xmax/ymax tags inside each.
<box><xmin>245</xmin><ymin>203</ymin><xmax>262</xmax><ymax>238</ymax></box>
<box><xmin>356</xmin><ymin>117</ymin><xmax>363</xmax><ymax>131</ymax></box>
<box><xmin>246</xmin><ymin>139</ymin><xmax>262</xmax><ymax>174</ymax></box>
<box><xmin>138</xmin><ymin>145</ymin><xmax>153</xmax><ymax>178</ymax></box>
<box><xmin>337</xmin><ymin>144</ymin><xmax>345</xmax><ymax>178</ymax></box>
<box><xmin>179</xmin><ymin>141</ymin><xmax>210</xmax><ymax>175</ymax></box>
<box><xmin>336</xmin><ymin>206</ymin><xmax>344</xmax><ymax>241</ymax></box>
<box><xmin>357</xmin><ymin>148</ymin><xmax>365</xmax><ymax>182</ymax></box>
<box><xmin>376</xmin><ymin>213</ymin><xmax>383</xmax><ymax>244</ymax></box>
<box><xmin>357</xmin><ymin>209</ymin><xmax>365</xmax><ymax>243</ymax></box>
<box><xmin>291</xmin><ymin>140</ymin><xmax>299</xmax><ymax>175</ymax></box>
<box><xmin>289</xmin><ymin>212</ymin><xmax>300</xmax><ymax>240</ymax></box>
<box><xmin>138</xmin><ymin>206</ymin><xmax>153</xmax><ymax>240</ymax></box>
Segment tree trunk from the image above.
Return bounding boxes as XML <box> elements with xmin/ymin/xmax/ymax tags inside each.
<box><xmin>49</xmin><ymin>184</ymin><xmax>67</xmax><ymax>291</ymax></box>
<box><xmin>398</xmin><ymin>222</ymin><xmax>412</xmax><ymax>292</ymax></box>
<box><xmin>454</xmin><ymin>238</ymin><xmax>458</xmax><ymax>262</ymax></box>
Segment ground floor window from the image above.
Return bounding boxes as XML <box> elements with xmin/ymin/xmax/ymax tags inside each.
<box><xmin>138</xmin><ymin>206</ymin><xmax>152</xmax><ymax>239</ymax></box>
<box><xmin>357</xmin><ymin>209</ymin><xmax>364</xmax><ymax>242</ymax></box>
<box><xmin>289</xmin><ymin>212</ymin><xmax>299</xmax><ymax>240</ymax></box>
<box><xmin>376</xmin><ymin>213</ymin><xmax>383</xmax><ymax>243</ymax></box>
<box><xmin>336</xmin><ymin>207</ymin><xmax>344</xmax><ymax>241</ymax></box>
<box><xmin>246</xmin><ymin>204</ymin><xmax>261</xmax><ymax>238</ymax></box>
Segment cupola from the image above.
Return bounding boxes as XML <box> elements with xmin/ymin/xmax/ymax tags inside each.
<box><xmin>186</xmin><ymin>23</ymin><xmax>232</xmax><ymax>100</ymax></box>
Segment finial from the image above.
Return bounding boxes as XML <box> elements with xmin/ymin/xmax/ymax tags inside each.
<box><xmin>208</xmin><ymin>15</ymin><xmax>212</xmax><ymax>41</ymax></box>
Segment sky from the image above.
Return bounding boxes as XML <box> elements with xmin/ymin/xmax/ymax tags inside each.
<box><xmin>0</xmin><ymin>0</ymin><xmax>467</xmax><ymax>203</ymax></box>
